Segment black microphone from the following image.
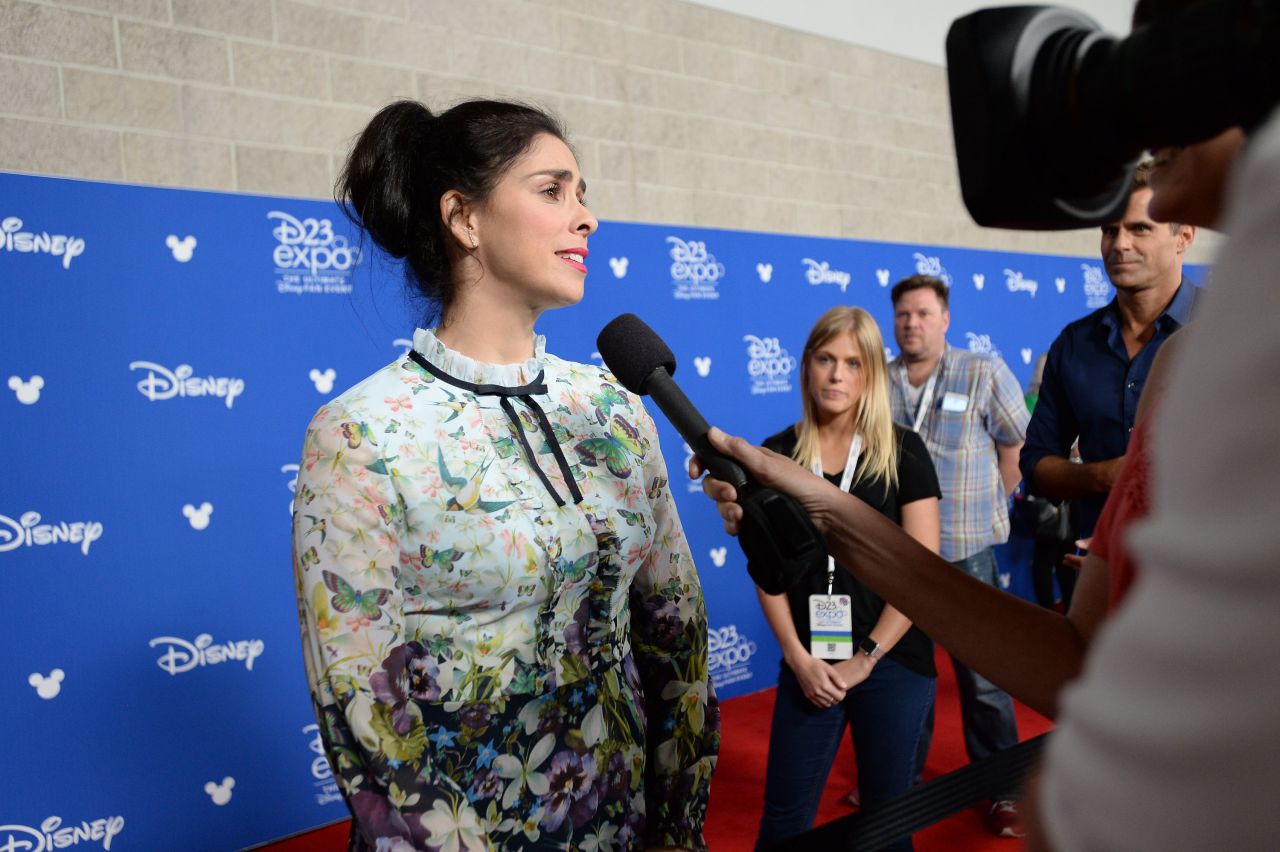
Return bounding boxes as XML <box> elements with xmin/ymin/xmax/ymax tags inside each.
<box><xmin>597</xmin><ymin>313</ymin><xmax>825</xmax><ymax>594</ymax></box>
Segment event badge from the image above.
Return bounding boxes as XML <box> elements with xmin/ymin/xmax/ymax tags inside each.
<box><xmin>809</xmin><ymin>594</ymin><xmax>853</xmax><ymax>659</ymax></box>
<box><xmin>942</xmin><ymin>391</ymin><xmax>969</xmax><ymax>412</ymax></box>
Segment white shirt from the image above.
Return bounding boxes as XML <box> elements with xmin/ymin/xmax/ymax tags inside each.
<box><xmin>1040</xmin><ymin>107</ymin><xmax>1280</xmax><ymax>850</ymax></box>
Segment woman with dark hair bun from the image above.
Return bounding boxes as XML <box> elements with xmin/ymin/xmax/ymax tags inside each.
<box><xmin>292</xmin><ymin>99</ymin><xmax>718</xmax><ymax>851</ymax></box>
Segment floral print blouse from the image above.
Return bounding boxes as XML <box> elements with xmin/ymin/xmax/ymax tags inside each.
<box><xmin>292</xmin><ymin>328</ymin><xmax>719</xmax><ymax>851</ymax></box>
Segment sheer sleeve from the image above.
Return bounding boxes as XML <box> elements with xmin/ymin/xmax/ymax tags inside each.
<box><xmin>293</xmin><ymin>399</ymin><xmax>481</xmax><ymax>850</ymax></box>
<box><xmin>627</xmin><ymin>404</ymin><xmax>721</xmax><ymax>851</ymax></box>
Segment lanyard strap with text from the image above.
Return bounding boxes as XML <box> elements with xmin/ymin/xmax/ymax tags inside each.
<box><xmin>899</xmin><ymin>360</ymin><xmax>942</xmax><ymax>433</ymax></box>
<box><xmin>811</xmin><ymin>433</ymin><xmax>862</xmax><ymax>594</ymax></box>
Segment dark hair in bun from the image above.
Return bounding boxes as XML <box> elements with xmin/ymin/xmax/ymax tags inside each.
<box><xmin>336</xmin><ymin>98</ymin><xmax>568</xmax><ymax>321</ymax></box>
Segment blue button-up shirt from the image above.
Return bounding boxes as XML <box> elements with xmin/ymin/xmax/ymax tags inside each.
<box><xmin>1020</xmin><ymin>280</ymin><xmax>1198</xmax><ymax>537</ymax></box>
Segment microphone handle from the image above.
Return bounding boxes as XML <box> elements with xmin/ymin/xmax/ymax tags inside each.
<box><xmin>641</xmin><ymin>367</ymin><xmax>750</xmax><ymax>490</ymax></box>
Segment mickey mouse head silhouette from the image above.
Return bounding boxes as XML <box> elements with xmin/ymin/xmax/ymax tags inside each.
<box><xmin>8</xmin><ymin>375</ymin><xmax>44</xmax><ymax>405</ymax></box>
<box><xmin>308</xmin><ymin>368</ymin><xmax>336</xmax><ymax>394</ymax></box>
<box><xmin>28</xmin><ymin>669</ymin><xmax>65</xmax><ymax>699</ymax></box>
<box><xmin>166</xmin><ymin>235</ymin><xmax>197</xmax><ymax>262</ymax></box>
<box><xmin>182</xmin><ymin>502</ymin><xmax>214</xmax><ymax>531</ymax></box>
<box><xmin>204</xmin><ymin>777</ymin><xmax>235</xmax><ymax>806</ymax></box>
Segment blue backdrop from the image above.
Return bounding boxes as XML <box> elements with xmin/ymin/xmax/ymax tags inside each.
<box><xmin>0</xmin><ymin>171</ymin><xmax>1203</xmax><ymax>849</ymax></box>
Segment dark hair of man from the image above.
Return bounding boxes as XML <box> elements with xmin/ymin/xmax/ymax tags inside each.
<box><xmin>336</xmin><ymin>99</ymin><xmax>568</xmax><ymax>322</ymax></box>
<box><xmin>890</xmin><ymin>274</ymin><xmax>950</xmax><ymax>309</ymax></box>
<box><xmin>1128</xmin><ymin>158</ymin><xmax>1184</xmax><ymax>233</ymax></box>
<box><xmin>1131</xmin><ymin>158</ymin><xmax>1153</xmax><ymax>191</ymax></box>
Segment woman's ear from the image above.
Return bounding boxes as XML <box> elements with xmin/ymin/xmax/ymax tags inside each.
<box><xmin>440</xmin><ymin>190</ymin><xmax>477</xmax><ymax>251</ymax></box>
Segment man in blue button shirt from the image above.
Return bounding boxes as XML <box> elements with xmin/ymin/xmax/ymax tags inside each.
<box><xmin>1020</xmin><ymin>163</ymin><xmax>1198</xmax><ymax>541</ymax></box>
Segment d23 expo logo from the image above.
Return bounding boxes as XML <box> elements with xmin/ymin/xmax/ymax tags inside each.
<box><xmin>912</xmin><ymin>252</ymin><xmax>952</xmax><ymax>288</ymax></box>
<box><xmin>302</xmin><ymin>724</ymin><xmax>343</xmax><ymax>806</ymax></box>
<box><xmin>667</xmin><ymin>236</ymin><xmax>725</xmax><ymax>300</ymax></box>
<box><xmin>708</xmin><ymin>624</ymin><xmax>758</xmax><ymax>690</ymax></box>
<box><xmin>1083</xmin><ymin>263</ymin><xmax>1111</xmax><ymax>309</ymax></box>
<box><xmin>965</xmin><ymin>331</ymin><xmax>1003</xmax><ymax>362</ymax></box>
<box><xmin>744</xmin><ymin>334</ymin><xmax>796</xmax><ymax>395</ymax></box>
<box><xmin>269</xmin><ymin>210</ymin><xmax>361</xmax><ymax>296</ymax></box>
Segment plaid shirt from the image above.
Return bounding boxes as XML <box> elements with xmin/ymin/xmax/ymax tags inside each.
<box><xmin>889</xmin><ymin>345</ymin><xmax>1029</xmax><ymax>561</ymax></box>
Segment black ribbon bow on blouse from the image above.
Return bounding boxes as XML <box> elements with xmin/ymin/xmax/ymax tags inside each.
<box><xmin>408</xmin><ymin>349</ymin><xmax>584</xmax><ymax>507</ymax></box>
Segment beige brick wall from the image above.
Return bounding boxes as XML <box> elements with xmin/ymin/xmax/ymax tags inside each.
<box><xmin>0</xmin><ymin>0</ymin><xmax>1220</xmax><ymax>261</ymax></box>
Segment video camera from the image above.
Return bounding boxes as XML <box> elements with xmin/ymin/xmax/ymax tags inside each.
<box><xmin>947</xmin><ymin>0</ymin><xmax>1279</xmax><ymax>229</ymax></box>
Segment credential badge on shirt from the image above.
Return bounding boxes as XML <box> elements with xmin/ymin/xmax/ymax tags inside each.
<box><xmin>942</xmin><ymin>391</ymin><xmax>969</xmax><ymax>412</ymax></box>
<box><xmin>809</xmin><ymin>594</ymin><xmax>853</xmax><ymax>659</ymax></box>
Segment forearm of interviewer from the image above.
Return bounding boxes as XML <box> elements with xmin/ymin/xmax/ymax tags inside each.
<box><xmin>818</xmin><ymin>489</ymin><xmax>1089</xmax><ymax>718</ymax></box>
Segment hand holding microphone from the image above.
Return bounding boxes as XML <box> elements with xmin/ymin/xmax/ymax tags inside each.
<box><xmin>693</xmin><ymin>427</ymin><xmax>841</xmax><ymax>538</ymax></box>
<box><xmin>597</xmin><ymin>313</ymin><xmax>827</xmax><ymax>594</ymax></box>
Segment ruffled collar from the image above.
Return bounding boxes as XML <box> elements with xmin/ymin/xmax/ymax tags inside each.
<box><xmin>408</xmin><ymin>327</ymin><xmax>582</xmax><ymax>508</ymax></box>
<box><xmin>411</xmin><ymin>327</ymin><xmax>546</xmax><ymax>388</ymax></box>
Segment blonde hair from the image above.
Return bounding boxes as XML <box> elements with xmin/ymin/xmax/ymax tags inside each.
<box><xmin>792</xmin><ymin>306</ymin><xmax>899</xmax><ymax>493</ymax></box>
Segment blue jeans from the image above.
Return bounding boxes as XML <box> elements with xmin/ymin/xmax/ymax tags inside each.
<box><xmin>756</xmin><ymin>657</ymin><xmax>935</xmax><ymax>851</ymax></box>
<box><xmin>914</xmin><ymin>547</ymin><xmax>1021</xmax><ymax>798</ymax></box>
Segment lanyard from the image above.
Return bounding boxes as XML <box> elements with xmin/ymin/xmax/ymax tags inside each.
<box><xmin>811</xmin><ymin>433</ymin><xmax>862</xmax><ymax>594</ymax></box>
<box><xmin>898</xmin><ymin>359</ymin><xmax>942</xmax><ymax>433</ymax></box>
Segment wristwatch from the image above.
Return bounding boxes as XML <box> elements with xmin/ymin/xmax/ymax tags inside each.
<box><xmin>857</xmin><ymin>637</ymin><xmax>883</xmax><ymax>661</ymax></box>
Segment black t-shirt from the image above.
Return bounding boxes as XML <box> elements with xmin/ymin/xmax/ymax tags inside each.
<box><xmin>762</xmin><ymin>424</ymin><xmax>942</xmax><ymax>678</ymax></box>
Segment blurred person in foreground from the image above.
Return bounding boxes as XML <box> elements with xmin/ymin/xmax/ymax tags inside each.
<box><xmin>694</xmin><ymin>1</ymin><xmax>1269</xmax><ymax>845</ymax></box>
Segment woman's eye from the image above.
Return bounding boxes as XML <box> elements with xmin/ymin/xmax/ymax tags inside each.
<box><xmin>542</xmin><ymin>184</ymin><xmax>561</xmax><ymax>199</ymax></box>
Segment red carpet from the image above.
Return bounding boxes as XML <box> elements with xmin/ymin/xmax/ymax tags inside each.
<box><xmin>262</xmin><ymin>646</ymin><xmax>1052</xmax><ymax>850</ymax></box>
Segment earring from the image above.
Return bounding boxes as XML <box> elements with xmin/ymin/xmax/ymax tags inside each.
<box><xmin>467</xmin><ymin>229</ymin><xmax>477</xmax><ymax>249</ymax></box>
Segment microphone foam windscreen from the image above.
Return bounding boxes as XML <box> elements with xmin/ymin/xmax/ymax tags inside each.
<box><xmin>596</xmin><ymin>313</ymin><xmax>677</xmax><ymax>395</ymax></box>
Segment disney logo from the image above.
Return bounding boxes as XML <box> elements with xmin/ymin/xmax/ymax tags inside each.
<box><xmin>128</xmin><ymin>361</ymin><xmax>245</xmax><ymax>409</ymax></box>
<box><xmin>1</xmin><ymin>216</ymin><xmax>86</xmax><ymax>269</ymax></box>
<box><xmin>0</xmin><ymin>815</ymin><xmax>125</xmax><ymax>852</ymax></box>
<box><xmin>666</xmin><ymin>236</ymin><xmax>725</xmax><ymax>286</ymax></box>
<box><xmin>0</xmin><ymin>512</ymin><xmax>102</xmax><ymax>556</ymax></box>
<box><xmin>801</xmin><ymin>258</ymin><xmax>851</xmax><ymax>292</ymax></box>
<box><xmin>1003</xmin><ymin>268</ymin><xmax>1039</xmax><ymax>297</ymax></box>
<box><xmin>149</xmin><ymin>633</ymin><xmax>265</xmax><ymax>675</ymax></box>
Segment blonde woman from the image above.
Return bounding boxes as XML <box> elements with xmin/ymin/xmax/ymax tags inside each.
<box><xmin>753</xmin><ymin>307</ymin><xmax>941</xmax><ymax>851</ymax></box>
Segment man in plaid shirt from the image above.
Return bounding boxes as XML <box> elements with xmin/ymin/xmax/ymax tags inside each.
<box><xmin>887</xmin><ymin>274</ymin><xmax>1030</xmax><ymax>838</ymax></box>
